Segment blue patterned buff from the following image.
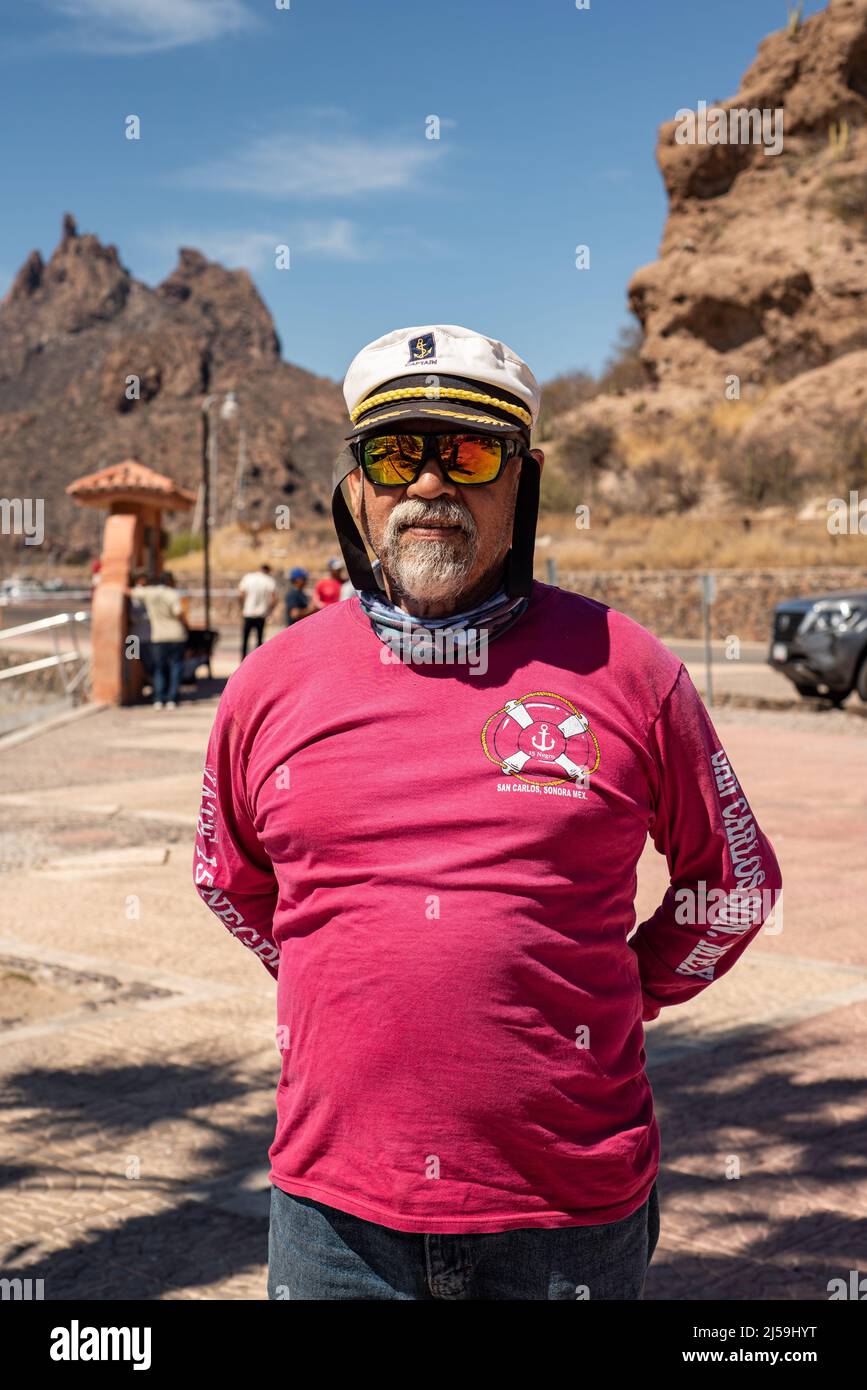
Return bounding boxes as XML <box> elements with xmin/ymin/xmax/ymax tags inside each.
<box><xmin>357</xmin><ymin>584</ymin><xmax>530</xmax><ymax>658</ymax></box>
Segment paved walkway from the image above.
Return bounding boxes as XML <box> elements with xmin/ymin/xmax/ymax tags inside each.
<box><xmin>1</xmin><ymin>694</ymin><xmax>866</xmax><ymax>1299</ymax></box>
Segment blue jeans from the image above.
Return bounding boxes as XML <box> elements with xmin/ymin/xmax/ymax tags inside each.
<box><xmin>267</xmin><ymin>1181</ymin><xmax>660</xmax><ymax>1300</ymax></box>
<box><xmin>151</xmin><ymin>641</ymin><xmax>185</xmax><ymax>704</ymax></box>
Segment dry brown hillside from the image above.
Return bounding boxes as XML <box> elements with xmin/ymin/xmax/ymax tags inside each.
<box><xmin>541</xmin><ymin>0</ymin><xmax>867</xmax><ymax>570</ymax></box>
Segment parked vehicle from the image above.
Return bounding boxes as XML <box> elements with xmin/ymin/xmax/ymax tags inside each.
<box><xmin>768</xmin><ymin>590</ymin><xmax>867</xmax><ymax>705</ymax></box>
<box><xmin>0</xmin><ymin>576</ymin><xmax>47</xmax><ymax>601</ymax></box>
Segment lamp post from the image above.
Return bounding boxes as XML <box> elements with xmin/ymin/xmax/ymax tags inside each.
<box><xmin>200</xmin><ymin>390</ymin><xmax>240</xmax><ymax>632</ymax></box>
<box><xmin>201</xmin><ymin>395</ymin><xmax>215</xmax><ymax>631</ymax></box>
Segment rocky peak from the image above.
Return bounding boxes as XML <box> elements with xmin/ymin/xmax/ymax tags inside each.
<box><xmin>156</xmin><ymin>248</ymin><xmax>281</xmax><ymax>366</ymax></box>
<box><xmin>0</xmin><ymin>213</ymin><xmax>347</xmax><ymax>559</ymax></box>
<box><xmin>1</xmin><ymin>212</ymin><xmax>131</xmax><ymax>337</ymax></box>
<box><xmin>629</xmin><ymin>0</ymin><xmax>867</xmax><ymax>391</ymax></box>
<box><xmin>7</xmin><ymin>250</ymin><xmax>45</xmax><ymax>302</ymax></box>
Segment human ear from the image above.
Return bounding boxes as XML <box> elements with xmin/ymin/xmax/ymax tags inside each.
<box><xmin>345</xmin><ymin>466</ymin><xmax>363</xmax><ymax>516</ymax></box>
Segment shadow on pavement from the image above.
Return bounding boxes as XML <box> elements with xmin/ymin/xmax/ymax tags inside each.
<box><xmin>2</xmin><ymin>1058</ymin><xmax>275</xmax><ymax>1299</ymax></box>
<box><xmin>1</xmin><ymin>1025</ymin><xmax>865</xmax><ymax>1299</ymax></box>
<box><xmin>644</xmin><ymin>1025</ymin><xmax>867</xmax><ymax>1299</ymax></box>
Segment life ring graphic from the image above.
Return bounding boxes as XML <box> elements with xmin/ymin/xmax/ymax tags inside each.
<box><xmin>481</xmin><ymin>691</ymin><xmax>600</xmax><ymax>786</ymax></box>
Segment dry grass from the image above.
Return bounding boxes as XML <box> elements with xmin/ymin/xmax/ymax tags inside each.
<box><xmin>168</xmin><ymin>521</ymin><xmax>342</xmax><ymax>580</ymax></box>
<box><xmin>167</xmin><ymin>511</ymin><xmax>867</xmax><ymax>581</ymax></box>
<box><xmin>538</xmin><ymin>511</ymin><xmax>867</xmax><ymax>572</ymax></box>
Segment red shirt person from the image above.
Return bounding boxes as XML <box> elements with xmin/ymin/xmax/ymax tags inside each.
<box><xmin>313</xmin><ymin>576</ymin><xmax>341</xmax><ymax>607</ymax></box>
<box><xmin>193</xmin><ymin>323</ymin><xmax>782</xmax><ymax>1301</ymax></box>
<box><xmin>314</xmin><ymin>558</ymin><xmax>347</xmax><ymax>608</ymax></box>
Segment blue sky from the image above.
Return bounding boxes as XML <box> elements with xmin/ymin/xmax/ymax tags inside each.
<box><xmin>0</xmin><ymin>0</ymin><xmax>828</xmax><ymax>386</ymax></box>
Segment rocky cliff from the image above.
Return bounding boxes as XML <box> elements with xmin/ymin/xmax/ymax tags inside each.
<box><xmin>549</xmin><ymin>0</ymin><xmax>867</xmax><ymax>506</ymax></box>
<box><xmin>0</xmin><ymin>214</ymin><xmax>347</xmax><ymax>559</ymax></box>
<box><xmin>630</xmin><ymin>0</ymin><xmax>867</xmax><ymax>391</ymax></box>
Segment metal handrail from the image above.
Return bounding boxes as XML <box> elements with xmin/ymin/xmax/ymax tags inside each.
<box><xmin>0</xmin><ymin>651</ymin><xmax>83</xmax><ymax>679</ymax></box>
<box><xmin>0</xmin><ymin>611</ymin><xmax>90</xmax><ymax>694</ymax></box>
<box><xmin>0</xmin><ymin>610</ymin><xmax>89</xmax><ymax>643</ymax></box>
<box><xmin>0</xmin><ymin>591</ymin><xmax>92</xmax><ymax>605</ymax></box>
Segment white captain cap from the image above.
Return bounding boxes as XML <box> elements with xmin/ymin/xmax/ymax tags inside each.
<box><xmin>342</xmin><ymin>323</ymin><xmax>541</xmax><ymax>441</ymax></box>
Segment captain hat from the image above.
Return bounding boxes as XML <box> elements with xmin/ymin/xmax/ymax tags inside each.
<box><xmin>342</xmin><ymin>324</ymin><xmax>541</xmax><ymax>441</ymax></box>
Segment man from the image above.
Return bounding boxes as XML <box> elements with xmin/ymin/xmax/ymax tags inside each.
<box><xmin>284</xmin><ymin>566</ymin><xmax>313</xmax><ymax>626</ymax></box>
<box><xmin>193</xmin><ymin>324</ymin><xmax>782</xmax><ymax>1301</ymax></box>
<box><xmin>238</xmin><ymin>562</ymin><xmax>277</xmax><ymax>660</ymax></box>
<box><xmin>138</xmin><ymin>570</ymin><xmax>186</xmax><ymax>709</ymax></box>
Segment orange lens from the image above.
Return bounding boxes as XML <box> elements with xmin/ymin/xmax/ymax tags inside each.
<box><xmin>442</xmin><ymin>434</ymin><xmax>503</xmax><ymax>483</ymax></box>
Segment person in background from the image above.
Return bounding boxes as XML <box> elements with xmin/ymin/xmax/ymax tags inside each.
<box><xmin>137</xmin><ymin>570</ymin><xmax>187</xmax><ymax>709</ymax></box>
<box><xmin>313</xmin><ymin>560</ymin><xmax>343</xmax><ymax>610</ymax></box>
<box><xmin>313</xmin><ymin>557</ymin><xmax>344</xmax><ymax>602</ymax></box>
<box><xmin>238</xmin><ymin>562</ymin><xmax>278</xmax><ymax>659</ymax></box>
<box><xmin>128</xmin><ymin>571</ymin><xmax>154</xmax><ymax>688</ymax></box>
<box><xmin>326</xmin><ymin>555</ymin><xmax>355</xmax><ymax>602</ymax></box>
<box><xmin>318</xmin><ymin>554</ymin><xmax>355</xmax><ymax>601</ymax></box>
<box><xmin>284</xmin><ymin>567</ymin><xmax>313</xmax><ymax>626</ymax></box>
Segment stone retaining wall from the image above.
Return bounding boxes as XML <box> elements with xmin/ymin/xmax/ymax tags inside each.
<box><xmin>180</xmin><ymin>568</ymin><xmax>867</xmax><ymax>643</ymax></box>
<box><xmin>557</xmin><ymin>568</ymin><xmax>867</xmax><ymax>642</ymax></box>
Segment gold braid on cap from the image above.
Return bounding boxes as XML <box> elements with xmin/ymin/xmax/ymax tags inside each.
<box><xmin>350</xmin><ymin>385</ymin><xmax>532</xmax><ymax>428</ymax></box>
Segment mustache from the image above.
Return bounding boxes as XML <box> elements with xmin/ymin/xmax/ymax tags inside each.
<box><xmin>389</xmin><ymin>498</ymin><xmax>476</xmax><ymax>535</ymax></box>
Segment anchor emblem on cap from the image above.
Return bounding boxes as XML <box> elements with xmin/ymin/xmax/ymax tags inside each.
<box><xmin>408</xmin><ymin>332</ymin><xmax>436</xmax><ymax>363</ymax></box>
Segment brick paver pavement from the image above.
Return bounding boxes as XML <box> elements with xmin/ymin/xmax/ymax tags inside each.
<box><xmin>1</xmin><ymin>691</ymin><xmax>866</xmax><ymax>1300</ymax></box>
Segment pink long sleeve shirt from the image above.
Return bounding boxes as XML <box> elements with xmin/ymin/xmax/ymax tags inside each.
<box><xmin>193</xmin><ymin>581</ymin><xmax>782</xmax><ymax>1233</ymax></box>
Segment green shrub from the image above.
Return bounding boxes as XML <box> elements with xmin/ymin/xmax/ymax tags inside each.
<box><xmin>165</xmin><ymin>529</ymin><xmax>204</xmax><ymax>559</ymax></box>
<box><xmin>597</xmin><ymin>323</ymin><xmax>647</xmax><ymax>395</ymax></box>
<box><xmin>719</xmin><ymin>441</ymin><xmax>799</xmax><ymax>507</ymax></box>
<box><xmin>557</xmin><ymin>422</ymin><xmax>616</xmax><ymax>487</ymax></box>
<box><xmin>822</xmin><ymin>421</ymin><xmax>867</xmax><ymax>493</ymax></box>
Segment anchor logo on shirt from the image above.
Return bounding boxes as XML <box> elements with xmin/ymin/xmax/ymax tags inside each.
<box><xmin>531</xmin><ymin>723</ymin><xmax>555</xmax><ymax>753</ymax></box>
<box><xmin>481</xmin><ymin>691</ymin><xmax>601</xmax><ymax>787</ymax></box>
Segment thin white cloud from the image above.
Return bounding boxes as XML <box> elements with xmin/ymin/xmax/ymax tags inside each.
<box><xmin>39</xmin><ymin>0</ymin><xmax>255</xmax><ymax>55</ymax></box>
<box><xmin>146</xmin><ymin>220</ymin><xmax>368</xmax><ymax>272</ymax></box>
<box><xmin>172</xmin><ymin>131</ymin><xmax>441</xmax><ymax>198</ymax></box>
<box><xmin>138</xmin><ymin>213</ymin><xmax>448</xmax><ymax>279</ymax></box>
<box><xmin>294</xmin><ymin>220</ymin><xmax>366</xmax><ymax>260</ymax></box>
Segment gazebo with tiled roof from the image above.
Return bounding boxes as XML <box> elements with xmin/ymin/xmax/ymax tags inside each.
<box><xmin>67</xmin><ymin>458</ymin><xmax>196</xmax><ymax>705</ymax></box>
<box><xmin>67</xmin><ymin>457</ymin><xmax>196</xmax><ymax>513</ymax></box>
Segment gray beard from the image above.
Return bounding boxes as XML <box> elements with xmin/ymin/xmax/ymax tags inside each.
<box><xmin>380</xmin><ymin>499</ymin><xmax>479</xmax><ymax>605</ymax></box>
